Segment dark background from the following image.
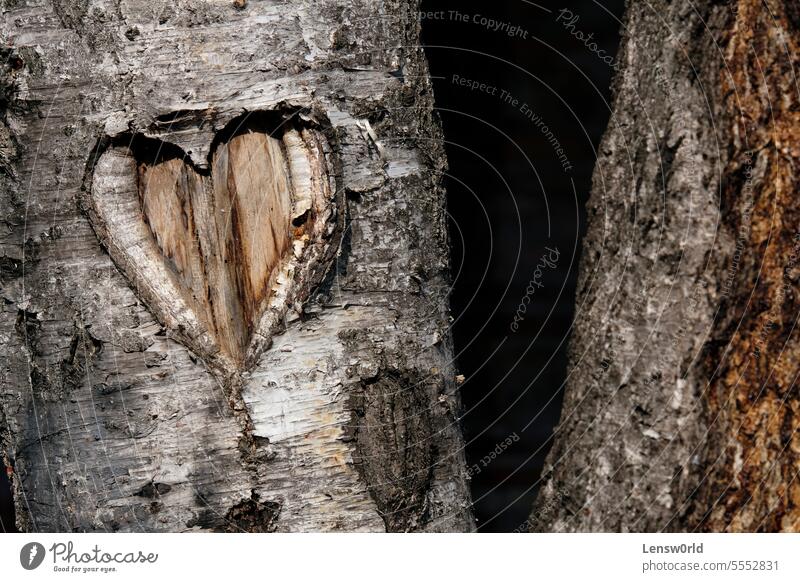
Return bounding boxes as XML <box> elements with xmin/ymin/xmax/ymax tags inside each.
<box><xmin>0</xmin><ymin>469</ymin><xmax>11</xmax><ymax>532</ymax></box>
<box><xmin>420</xmin><ymin>0</ymin><xmax>624</xmax><ymax>531</ymax></box>
<box><xmin>0</xmin><ymin>0</ymin><xmax>624</xmax><ymax>533</ymax></box>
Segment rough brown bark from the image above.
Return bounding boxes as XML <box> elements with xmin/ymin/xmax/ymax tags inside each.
<box><xmin>0</xmin><ymin>0</ymin><xmax>474</xmax><ymax>532</ymax></box>
<box><xmin>694</xmin><ymin>0</ymin><xmax>800</xmax><ymax>533</ymax></box>
<box><xmin>531</xmin><ymin>0</ymin><xmax>800</xmax><ymax>532</ymax></box>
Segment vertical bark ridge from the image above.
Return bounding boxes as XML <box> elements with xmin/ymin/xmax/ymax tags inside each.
<box><xmin>529</xmin><ymin>0</ymin><xmax>730</xmax><ymax>532</ymax></box>
<box><xmin>696</xmin><ymin>0</ymin><xmax>800</xmax><ymax>532</ymax></box>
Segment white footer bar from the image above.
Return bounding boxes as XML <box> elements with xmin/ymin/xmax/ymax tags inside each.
<box><xmin>2</xmin><ymin>533</ymin><xmax>798</xmax><ymax>581</ymax></box>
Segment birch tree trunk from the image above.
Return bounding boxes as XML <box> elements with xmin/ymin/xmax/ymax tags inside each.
<box><xmin>531</xmin><ymin>0</ymin><xmax>800</xmax><ymax>532</ymax></box>
<box><xmin>0</xmin><ymin>0</ymin><xmax>474</xmax><ymax>532</ymax></box>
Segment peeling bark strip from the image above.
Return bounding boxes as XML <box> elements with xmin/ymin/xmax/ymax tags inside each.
<box><xmin>694</xmin><ymin>0</ymin><xmax>800</xmax><ymax>532</ymax></box>
<box><xmin>86</xmin><ymin>115</ymin><xmax>339</xmax><ymax>373</ymax></box>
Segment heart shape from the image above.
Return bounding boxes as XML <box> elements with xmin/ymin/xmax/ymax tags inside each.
<box><xmin>86</xmin><ymin>117</ymin><xmax>338</xmax><ymax>373</ymax></box>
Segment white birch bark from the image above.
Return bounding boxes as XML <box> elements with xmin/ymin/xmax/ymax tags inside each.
<box><xmin>0</xmin><ymin>0</ymin><xmax>474</xmax><ymax>532</ymax></box>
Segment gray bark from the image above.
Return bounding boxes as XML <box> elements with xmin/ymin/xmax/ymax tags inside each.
<box><xmin>0</xmin><ymin>0</ymin><xmax>474</xmax><ymax>532</ymax></box>
<box><xmin>532</xmin><ymin>0</ymin><xmax>800</xmax><ymax>532</ymax></box>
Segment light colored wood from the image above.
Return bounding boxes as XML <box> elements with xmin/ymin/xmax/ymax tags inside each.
<box><xmin>89</xmin><ymin>127</ymin><xmax>336</xmax><ymax>372</ymax></box>
<box><xmin>138</xmin><ymin>158</ymin><xmax>213</xmax><ymax>342</ymax></box>
<box><xmin>137</xmin><ymin>132</ymin><xmax>296</xmax><ymax>362</ymax></box>
<box><xmin>209</xmin><ymin>132</ymin><xmax>293</xmax><ymax>359</ymax></box>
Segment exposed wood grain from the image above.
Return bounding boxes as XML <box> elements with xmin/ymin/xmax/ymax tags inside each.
<box><xmin>88</xmin><ymin>125</ymin><xmax>338</xmax><ymax>372</ymax></box>
<box><xmin>210</xmin><ymin>132</ymin><xmax>293</xmax><ymax>359</ymax></box>
<box><xmin>137</xmin><ymin>131</ymin><xmax>296</xmax><ymax>362</ymax></box>
<box><xmin>138</xmin><ymin>157</ymin><xmax>213</xmax><ymax>343</ymax></box>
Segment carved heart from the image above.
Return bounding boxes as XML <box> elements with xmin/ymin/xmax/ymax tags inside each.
<box><xmin>87</xmin><ymin>118</ymin><xmax>338</xmax><ymax>372</ymax></box>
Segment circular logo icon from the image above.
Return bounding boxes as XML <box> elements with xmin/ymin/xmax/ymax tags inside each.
<box><xmin>20</xmin><ymin>542</ymin><xmax>46</xmax><ymax>570</ymax></box>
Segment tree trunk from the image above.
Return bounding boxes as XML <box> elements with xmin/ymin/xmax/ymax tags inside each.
<box><xmin>0</xmin><ymin>0</ymin><xmax>474</xmax><ymax>532</ymax></box>
<box><xmin>532</xmin><ymin>0</ymin><xmax>800</xmax><ymax>532</ymax></box>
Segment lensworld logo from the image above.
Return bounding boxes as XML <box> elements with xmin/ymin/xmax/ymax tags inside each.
<box><xmin>19</xmin><ymin>541</ymin><xmax>158</xmax><ymax>574</ymax></box>
<box><xmin>19</xmin><ymin>542</ymin><xmax>46</xmax><ymax>570</ymax></box>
